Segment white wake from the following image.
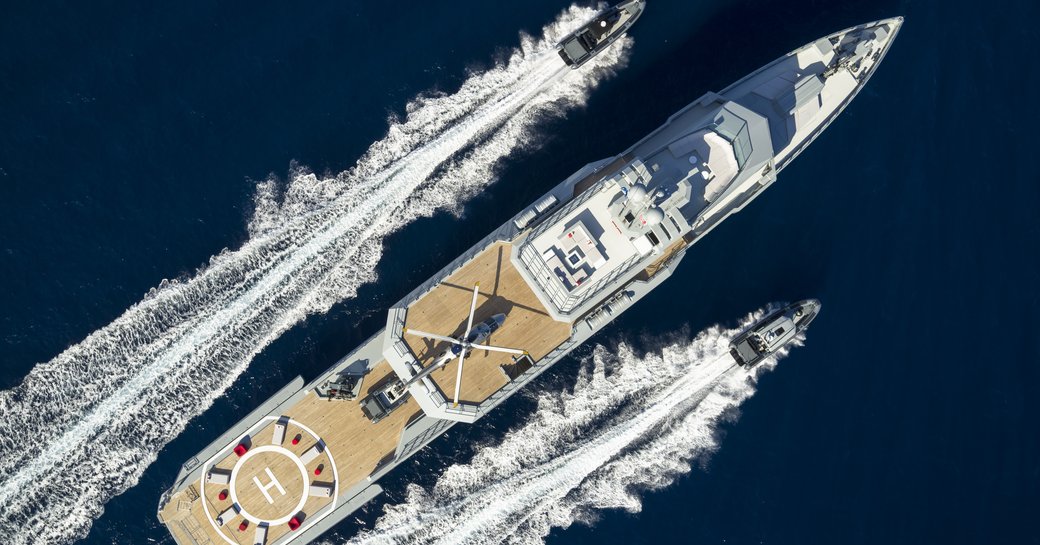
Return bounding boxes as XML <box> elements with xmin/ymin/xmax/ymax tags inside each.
<box><xmin>345</xmin><ymin>308</ymin><xmax>801</xmax><ymax>545</ymax></box>
<box><xmin>0</xmin><ymin>5</ymin><xmax>630</xmax><ymax>544</ymax></box>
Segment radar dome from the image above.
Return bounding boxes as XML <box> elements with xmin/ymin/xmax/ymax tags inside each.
<box><xmin>628</xmin><ymin>184</ymin><xmax>648</xmax><ymax>203</ymax></box>
<box><xmin>643</xmin><ymin>207</ymin><xmax>665</xmax><ymax>226</ymax></box>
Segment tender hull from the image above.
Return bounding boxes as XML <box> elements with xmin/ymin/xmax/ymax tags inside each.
<box><xmin>730</xmin><ymin>299</ymin><xmax>821</xmax><ymax>367</ymax></box>
<box><xmin>557</xmin><ymin>0</ymin><xmax>645</xmax><ymax>68</ymax></box>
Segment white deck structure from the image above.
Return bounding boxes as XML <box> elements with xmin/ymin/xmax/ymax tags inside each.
<box><xmin>527</xmin><ymin>185</ymin><xmax>640</xmax><ymax>294</ymax></box>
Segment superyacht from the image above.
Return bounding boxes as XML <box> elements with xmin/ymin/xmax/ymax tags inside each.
<box><xmin>157</xmin><ymin>13</ymin><xmax>902</xmax><ymax>545</ymax></box>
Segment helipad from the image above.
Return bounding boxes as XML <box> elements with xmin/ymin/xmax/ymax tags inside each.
<box><xmin>199</xmin><ymin>416</ymin><xmax>339</xmax><ymax>545</ymax></box>
<box><xmin>230</xmin><ymin>445</ymin><xmax>310</xmax><ymax>524</ymax></box>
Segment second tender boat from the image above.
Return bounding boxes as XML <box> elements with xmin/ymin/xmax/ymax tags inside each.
<box><xmin>731</xmin><ymin>299</ymin><xmax>821</xmax><ymax>368</ymax></box>
<box><xmin>157</xmin><ymin>17</ymin><xmax>902</xmax><ymax>545</ymax></box>
<box><xmin>557</xmin><ymin>0</ymin><xmax>645</xmax><ymax>68</ymax></box>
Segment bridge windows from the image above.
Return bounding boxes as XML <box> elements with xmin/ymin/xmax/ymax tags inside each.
<box><xmin>710</xmin><ymin>110</ymin><xmax>753</xmax><ymax>169</ymax></box>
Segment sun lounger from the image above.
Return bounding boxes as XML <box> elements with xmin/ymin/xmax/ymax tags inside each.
<box><xmin>300</xmin><ymin>444</ymin><xmax>323</xmax><ymax>464</ymax></box>
<box><xmin>272</xmin><ymin>419</ymin><xmax>286</xmax><ymax>445</ymax></box>
<box><xmin>308</xmin><ymin>483</ymin><xmax>334</xmax><ymax>498</ymax></box>
<box><xmin>206</xmin><ymin>469</ymin><xmax>231</xmax><ymax>485</ymax></box>
<box><xmin>253</xmin><ymin>525</ymin><xmax>268</xmax><ymax>545</ymax></box>
<box><xmin>215</xmin><ymin>506</ymin><xmax>235</xmax><ymax>526</ymax></box>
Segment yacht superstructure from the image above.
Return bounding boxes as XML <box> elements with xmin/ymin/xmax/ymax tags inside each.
<box><xmin>157</xmin><ymin>17</ymin><xmax>901</xmax><ymax>545</ymax></box>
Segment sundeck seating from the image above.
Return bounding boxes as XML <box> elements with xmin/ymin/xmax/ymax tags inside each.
<box><xmin>545</xmin><ymin>220</ymin><xmax>607</xmax><ymax>290</ymax></box>
<box><xmin>308</xmin><ymin>483</ymin><xmax>334</xmax><ymax>498</ymax></box>
<box><xmin>300</xmin><ymin>444</ymin><xmax>323</xmax><ymax>464</ymax></box>
<box><xmin>272</xmin><ymin>418</ymin><xmax>287</xmax><ymax>445</ymax></box>
<box><xmin>206</xmin><ymin>469</ymin><xmax>231</xmax><ymax>485</ymax></box>
<box><xmin>253</xmin><ymin>524</ymin><xmax>268</xmax><ymax>545</ymax></box>
<box><xmin>215</xmin><ymin>506</ymin><xmax>235</xmax><ymax>526</ymax></box>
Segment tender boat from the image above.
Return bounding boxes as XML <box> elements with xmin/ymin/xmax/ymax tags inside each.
<box><xmin>557</xmin><ymin>0</ymin><xmax>646</xmax><ymax>68</ymax></box>
<box><xmin>730</xmin><ymin>299</ymin><xmax>821</xmax><ymax>367</ymax></box>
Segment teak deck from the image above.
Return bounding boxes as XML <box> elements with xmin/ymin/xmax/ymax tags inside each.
<box><xmin>161</xmin><ymin>242</ymin><xmax>573</xmax><ymax>545</ymax></box>
<box><xmin>403</xmin><ymin>242</ymin><xmax>571</xmax><ymax>404</ymax></box>
<box><xmin>160</xmin><ymin>360</ymin><xmax>422</xmax><ymax>545</ymax></box>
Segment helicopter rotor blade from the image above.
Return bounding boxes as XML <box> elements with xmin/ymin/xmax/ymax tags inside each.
<box><xmin>403</xmin><ymin>328</ymin><xmax>460</xmax><ymax>345</ymax></box>
<box><xmin>469</xmin><ymin>344</ymin><xmax>526</xmax><ymax>356</ymax></box>
<box><xmin>452</xmin><ymin>350</ymin><xmax>466</xmax><ymax>406</ymax></box>
<box><xmin>464</xmin><ymin>283</ymin><xmax>479</xmax><ymax>343</ymax></box>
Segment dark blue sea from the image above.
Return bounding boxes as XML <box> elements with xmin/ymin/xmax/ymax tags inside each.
<box><xmin>2</xmin><ymin>0</ymin><xmax>1038</xmax><ymax>543</ymax></box>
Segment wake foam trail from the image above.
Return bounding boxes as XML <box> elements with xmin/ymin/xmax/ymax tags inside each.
<box><xmin>344</xmin><ymin>308</ymin><xmax>803</xmax><ymax>545</ymax></box>
<box><xmin>0</xmin><ymin>5</ymin><xmax>630</xmax><ymax>544</ymax></box>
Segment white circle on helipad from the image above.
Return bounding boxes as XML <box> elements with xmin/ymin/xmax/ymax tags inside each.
<box><xmin>199</xmin><ymin>414</ymin><xmax>340</xmax><ymax>545</ymax></box>
<box><xmin>229</xmin><ymin>444</ymin><xmax>308</xmax><ymax>526</ymax></box>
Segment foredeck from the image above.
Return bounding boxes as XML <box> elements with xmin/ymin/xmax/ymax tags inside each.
<box><xmin>160</xmin><ymin>360</ymin><xmax>422</xmax><ymax>545</ymax></box>
<box><xmin>402</xmin><ymin>242</ymin><xmax>572</xmax><ymax>404</ymax></box>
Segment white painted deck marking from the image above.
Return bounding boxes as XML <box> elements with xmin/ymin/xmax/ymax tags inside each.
<box><xmin>203</xmin><ymin>417</ymin><xmax>341</xmax><ymax>545</ymax></box>
<box><xmin>252</xmin><ymin>467</ymin><xmax>286</xmax><ymax>504</ymax></box>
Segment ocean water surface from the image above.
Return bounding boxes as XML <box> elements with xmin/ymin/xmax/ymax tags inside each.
<box><xmin>1</xmin><ymin>0</ymin><xmax>1037</xmax><ymax>544</ymax></box>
